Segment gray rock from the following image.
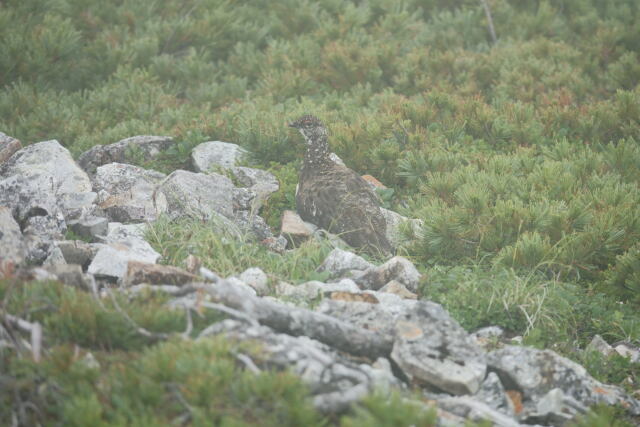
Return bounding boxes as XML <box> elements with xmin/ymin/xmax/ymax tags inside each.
<box><xmin>474</xmin><ymin>372</ymin><xmax>515</xmax><ymax>417</ymax></box>
<box><xmin>232</xmin><ymin>210</ymin><xmax>274</xmax><ymax>241</ymax></box>
<box><xmin>391</xmin><ymin>301</ymin><xmax>487</xmax><ymax>395</ymax></box>
<box><xmin>0</xmin><ymin>206</ymin><xmax>26</xmax><ymax>267</ymax></box>
<box><xmin>379</xmin><ymin>280</ymin><xmax>418</xmax><ymax>299</ymax></box>
<box><xmin>45</xmin><ymin>263</ymin><xmax>91</xmax><ymax>290</ymax></box>
<box><xmin>93</xmin><ymin>163</ymin><xmax>167</xmax><ymax>222</ymax></box>
<box><xmin>281</xmin><ymin>210</ymin><xmax>313</xmax><ymax>247</ymax></box>
<box><xmin>232</xmin><ymin>187</ymin><xmax>257</xmax><ymax>211</ymax></box>
<box><xmin>43</xmin><ymin>246</ymin><xmax>67</xmax><ymax>266</ymax></box>
<box><xmin>77</xmin><ymin>135</ymin><xmax>174</xmax><ymax>174</ymax></box>
<box><xmin>471</xmin><ymin>326</ymin><xmax>505</xmax><ymax>350</ymax></box>
<box><xmin>87</xmin><ymin>223</ymin><xmax>160</xmax><ymax>280</ymax></box>
<box><xmin>0</xmin><ymin>132</ymin><xmax>22</xmax><ymax>164</ymax></box>
<box><xmin>230</xmin><ymin>166</ymin><xmax>279</xmax><ymax>204</ymax></box>
<box><xmin>67</xmin><ymin>215</ymin><xmax>108</xmax><ymax>241</ymax></box>
<box><xmin>487</xmin><ymin>345</ymin><xmax>640</xmax><ymax>416</ymax></box>
<box><xmin>0</xmin><ymin>175</ymin><xmax>67</xmax><ymax>264</ymax></box>
<box><xmin>225</xmin><ymin>277</ymin><xmax>258</xmax><ymax>297</ymax></box>
<box><xmin>191</xmin><ymin>141</ymin><xmax>247</xmax><ymax>172</ymax></box>
<box><xmin>329</xmin><ymin>152</ymin><xmax>345</xmax><ymax>166</ymax></box>
<box><xmin>355</xmin><ymin>256</ymin><xmax>421</xmax><ymax>292</ymax></box>
<box><xmin>276</xmin><ymin>279</ymin><xmax>361</xmax><ymax>301</ymax></box>
<box><xmin>239</xmin><ymin>267</ymin><xmax>269</xmax><ymax>296</ymax></box>
<box><xmin>156</xmin><ymin>170</ymin><xmax>234</xmax><ymax>220</ymax></box>
<box><xmin>315</xmin><ymin>289</ymin><xmax>416</xmax><ymax>337</ymax></box>
<box><xmin>123</xmin><ymin>261</ymin><xmax>198</xmax><ymax>286</ymax></box>
<box><xmin>525</xmin><ymin>388</ymin><xmax>588</xmax><ymax>425</ymax></box>
<box><xmin>56</xmin><ymin>240</ymin><xmax>96</xmax><ymax>267</ymax></box>
<box><xmin>436</xmin><ymin>396</ymin><xmax>520</xmax><ymax>427</ymax></box>
<box><xmin>380</xmin><ymin>208</ymin><xmax>423</xmax><ymax>248</ymax></box>
<box><xmin>585</xmin><ymin>334</ymin><xmax>614</xmax><ymax>357</ymax></box>
<box><xmin>613</xmin><ymin>342</ymin><xmax>640</xmax><ymax>363</ymax></box>
<box><xmin>317</xmin><ymin>248</ymin><xmax>374</xmax><ymax>278</ymax></box>
<box><xmin>202</xmin><ymin>319</ymin><xmax>399</xmax><ymax>414</ymax></box>
<box><xmin>0</xmin><ymin>140</ymin><xmax>93</xmax><ymax>216</ymax></box>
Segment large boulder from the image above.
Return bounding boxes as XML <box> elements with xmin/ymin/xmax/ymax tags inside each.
<box><xmin>0</xmin><ymin>140</ymin><xmax>94</xmax><ymax>216</ymax></box>
<box><xmin>155</xmin><ymin>170</ymin><xmax>234</xmax><ymax>220</ymax></box>
<box><xmin>0</xmin><ymin>175</ymin><xmax>67</xmax><ymax>263</ymax></box>
<box><xmin>93</xmin><ymin>162</ymin><xmax>167</xmax><ymax>222</ymax></box>
<box><xmin>77</xmin><ymin>135</ymin><xmax>174</xmax><ymax>174</ymax></box>
<box><xmin>487</xmin><ymin>345</ymin><xmax>640</xmax><ymax>421</ymax></box>
<box><xmin>391</xmin><ymin>301</ymin><xmax>487</xmax><ymax>395</ymax></box>
<box><xmin>191</xmin><ymin>141</ymin><xmax>247</xmax><ymax>172</ymax></box>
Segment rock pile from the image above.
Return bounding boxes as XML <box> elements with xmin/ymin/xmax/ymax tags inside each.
<box><xmin>1</xmin><ymin>134</ymin><xmax>639</xmax><ymax>426</ymax></box>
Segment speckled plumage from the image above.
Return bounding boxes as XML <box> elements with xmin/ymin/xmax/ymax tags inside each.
<box><xmin>289</xmin><ymin>115</ymin><xmax>392</xmax><ymax>256</ymax></box>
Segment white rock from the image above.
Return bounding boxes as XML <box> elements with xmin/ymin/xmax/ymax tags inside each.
<box><xmin>0</xmin><ymin>140</ymin><xmax>93</xmax><ymax>215</ymax></box>
<box><xmin>87</xmin><ymin>223</ymin><xmax>160</xmax><ymax>279</ymax></box>
<box><xmin>94</xmin><ymin>162</ymin><xmax>167</xmax><ymax>222</ymax></box>
<box><xmin>317</xmin><ymin>248</ymin><xmax>374</xmax><ymax>278</ymax></box>
<box><xmin>156</xmin><ymin>170</ymin><xmax>234</xmax><ymax>220</ymax></box>
<box><xmin>191</xmin><ymin>141</ymin><xmax>247</xmax><ymax>172</ymax></box>
<box><xmin>239</xmin><ymin>267</ymin><xmax>269</xmax><ymax>296</ymax></box>
<box><xmin>355</xmin><ymin>256</ymin><xmax>422</xmax><ymax>292</ymax></box>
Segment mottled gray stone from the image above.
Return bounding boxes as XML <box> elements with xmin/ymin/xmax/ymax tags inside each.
<box><xmin>239</xmin><ymin>267</ymin><xmax>269</xmax><ymax>296</ymax></box>
<box><xmin>156</xmin><ymin>170</ymin><xmax>234</xmax><ymax>220</ymax></box>
<box><xmin>0</xmin><ymin>206</ymin><xmax>26</xmax><ymax>267</ymax></box>
<box><xmin>355</xmin><ymin>256</ymin><xmax>421</xmax><ymax>292</ymax></box>
<box><xmin>78</xmin><ymin>135</ymin><xmax>174</xmax><ymax>174</ymax></box>
<box><xmin>93</xmin><ymin>162</ymin><xmax>167</xmax><ymax>222</ymax></box>
<box><xmin>317</xmin><ymin>248</ymin><xmax>374</xmax><ymax>278</ymax></box>
<box><xmin>391</xmin><ymin>301</ymin><xmax>487</xmax><ymax>395</ymax></box>
<box><xmin>87</xmin><ymin>223</ymin><xmax>160</xmax><ymax>280</ymax></box>
<box><xmin>380</xmin><ymin>207</ymin><xmax>423</xmax><ymax>248</ymax></box>
<box><xmin>487</xmin><ymin>345</ymin><xmax>640</xmax><ymax>416</ymax></box>
<box><xmin>191</xmin><ymin>141</ymin><xmax>246</xmax><ymax>172</ymax></box>
<box><xmin>0</xmin><ymin>140</ymin><xmax>93</xmax><ymax>216</ymax></box>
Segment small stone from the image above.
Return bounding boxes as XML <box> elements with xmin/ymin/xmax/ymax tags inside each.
<box><xmin>281</xmin><ymin>210</ymin><xmax>313</xmax><ymax>247</ymax></box>
<box><xmin>123</xmin><ymin>261</ymin><xmax>199</xmax><ymax>286</ymax></box>
<box><xmin>87</xmin><ymin>223</ymin><xmax>160</xmax><ymax>280</ymax></box>
<box><xmin>0</xmin><ymin>132</ymin><xmax>22</xmax><ymax>164</ymax></box>
<box><xmin>56</xmin><ymin>240</ymin><xmax>96</xmax><ymax>267</ymax></box>
<box><xmin>183</xmin><ymin>254</ymin><xmax>202</xmax><ymax>274</ymax></box>
<box><xmin>43</xmin><ymin>246</ymin><xmax>67</xmax><ymax>266</ymax></box>
<box><xmin>239</xmin><ymin>267</ymin><xmax>269</xmax><ymax>296</ymax></box>
<box><xmin>329</xmin><ymin>152</ymin><xmax>345</xmax><ymax>166</ymax></box>
<box><xmin>355</xmin><ymin>256</ymin><xmax>421</xmax><ymax>292</ymax></box>
<box><xmin>317</xmin><ymin>248</ymin><xmax>374</xmax><ymax>278</ymax></box>
<box><xmin>262</xmin><ymin>235</ymin><xmax>288</xmax><ymax>254</ymax></box>
<box><xmin>614</xmin><ymin>342</ymin><xmax>640</xmax><ymax>363</ymax></box>
<box><xmin>68</xmin><ymin>215</ymin><xmax>109</xmax><ymax>240</ymax></box>
<box><xmin>226</xmin><ymin>276</ymin><xmax>257</xmax><ymax>297</ymax></box>
<box><xmin>586</xmin><ymin>334</ymin><xmax>614</xmax><ymax>357</ymax></box>
<box><xmin>191</xmin><ymin>141</ymin><xmax>247</xmax><ymax>172</ymax></box>
<box><xmin>379</xmin><ymin>280</ymin><xmax>417</xmax><ymax>299</ymax></box>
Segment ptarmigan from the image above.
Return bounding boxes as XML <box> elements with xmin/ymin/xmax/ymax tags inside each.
<box><xmin>288</xmin><ymin>114</ymin><xmax>392</xmax><ymax>256</ymax></box>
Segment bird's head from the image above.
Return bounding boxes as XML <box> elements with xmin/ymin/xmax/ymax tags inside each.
<box><xmin>288</xmin><ymin>114</ymin><xmax>327</xmax><ymax>146</ymax></box>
